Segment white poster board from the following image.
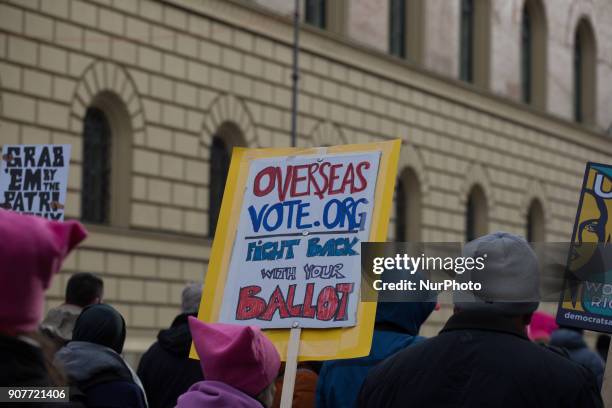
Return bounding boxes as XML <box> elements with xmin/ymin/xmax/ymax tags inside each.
<box><xmin>0</xmin><ymin>144</ymin><xmax>72</xmax><ymax>221</ymax></box>
<box><xmin>219</xmin><ymin>151</ymin><xmax>381</xmax><ymax>328</ymax></box>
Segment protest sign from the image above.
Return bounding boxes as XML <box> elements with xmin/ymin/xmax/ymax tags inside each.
<box><xmin>194</xmin><ymin>140</ymin><xmax>400</xmax><ymax>361</ymax></box>
<box><xmin>220</xmin><ymin>151</ymin><xmax>379</xmax><ymax>329</ymax></box>
<box><xmin>0</xmin><ymin>145</ymin><xmax>72</xmax><ymax>221</ymax></box>
<box><xmin>556</xmin><ymin>162</ymin><xmax>612</xmax><ymax>333</ymax></box>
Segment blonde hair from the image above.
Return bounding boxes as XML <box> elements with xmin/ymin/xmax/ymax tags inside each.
<box><xmin>256</xmin><ymin>382</ymin><xmax>276</xmax><ymax>408</ymax></box>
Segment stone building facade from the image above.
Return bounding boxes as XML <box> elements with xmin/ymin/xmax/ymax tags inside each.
<box><xmin>1</xmin><ymin>0</ymin><xmax>611</xmax><ymax>352</ymax></box>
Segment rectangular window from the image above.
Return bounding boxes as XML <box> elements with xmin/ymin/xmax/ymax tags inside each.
<box><xmin>209</xmin><ymin>137</ymin><xmax>231</xmax><ymax>237</ymax></box>
<box><xmin>574</xmin><ymin>31</ymin><xmax>583</xmax><ymax>122</ymax></box>
<box><xmin>81</xmin><ymin>107</ymin><xmax>111</xmax><ymax>224</ymax></box>
<box><xmin>389</xmin><ymin>0</ymin><xmax>406</xmax><ymax>58</ymax></box>
<box><xmin>305</xmin><ymin>0</ymin><xmax>326</xmax><ymax>29</ymax></box>
<box><xmin>521</xmin><ymin>8</ymin><xmax>532</xmax><ymax>104</ymax></box>
<box><xmin>459</xmin><ymin>0</ymin><xmax>474</xmax><ymax>83</ymax></box>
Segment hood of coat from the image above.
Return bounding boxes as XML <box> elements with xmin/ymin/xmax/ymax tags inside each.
<box><xmin>177</xmin><ymin>380</ymin><xmax>263</xmax><ymax>408</ymax></box>
<box><xmin>375</xmin><ymin>301</ymin><xmax>436</xmax><ymax>336</ymax></box>
<box><xmin>72</xmin><ymin>304</ymin><xmax>126</xmax><ymax>354</ymax></box>
<box><xmin>157</xmin><ymin>313</ymin><xmax>194</xmax><ymax>357</ymax></box>
<box><xmin>550</xmin><ymin>328</ymin><xmax>587</xmax><ymax>350</ymax></box>
<box><xmin>54</xmin><ymin>341</ymin><xmax>133</xmax><ymax>384</ymax></box>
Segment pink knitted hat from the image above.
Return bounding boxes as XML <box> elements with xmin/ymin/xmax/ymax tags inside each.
<box><xmin>528</xmin><ymin>311</ymin><xmax>558</xmax><ymax>341</ymax></box>
<box><xmin>0</xmin><ymin>210</ymin><xmax>87</xmax><ymax>335</ymax></box>
<box><xmin>188</xmin><ymin>316</ymin><xmax>281</xmax><ymax>397</ymax></box>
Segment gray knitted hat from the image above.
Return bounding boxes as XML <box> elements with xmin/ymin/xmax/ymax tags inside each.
<box><xmin>454</xmin><ymin>231</ymin><xmax>540</xmax><ymax>315</ymax></box>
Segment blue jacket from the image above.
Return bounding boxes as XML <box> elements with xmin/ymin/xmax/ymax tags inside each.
<box><xmin>550</xmin><ymin>328</ymin><xmax>605</xmax><ymax>389</ymax></box>
<box><xmin>316</xmin><ymin>301</ymin><xmax>435</xmax><ymax>408</ymax></box>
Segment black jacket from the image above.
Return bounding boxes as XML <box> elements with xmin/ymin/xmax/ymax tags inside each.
<box><xmin>358</xmin><ymin>311</ymin><xmax>603</xmax><ymax>408</ymax></box>
<box><xmin>137</xmin><ymin>313</ymin><xmax>203</xmax><ymax>408</ymax></box>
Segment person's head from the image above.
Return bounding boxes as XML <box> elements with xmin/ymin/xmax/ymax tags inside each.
<box><xmin>65</xmin><ymin>273</ymin><xmax>104</xmax><ymax>307</ymax></box>
<box><xmin>0</xmin><ymin>210</ymin><xmax>87</xmax><ymax>336</ymax></box>
<box><xmin>188</xmin><ymin>317</ymin><xmax>280</xmax><ymax>406</ymax></box>
<box><xmin>181</xmin><ymin>282</ymin><xmax>203</xmax><ymax>314</ymax></box>
<box><xmin>72</xmin><ymin>303</ymin><xmax>126</xmax><ymax>354</ymax></box>
<box><xmin>454</xmin><ymin>231</ymin><xmax>540</xmax><ymax>328</ymax></box>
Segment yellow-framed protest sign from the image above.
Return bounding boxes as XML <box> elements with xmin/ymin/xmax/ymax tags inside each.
<box><xmin>192</xmin><ymin>140</ymin><xmax>400</xmax><ymax>361</ymax></box>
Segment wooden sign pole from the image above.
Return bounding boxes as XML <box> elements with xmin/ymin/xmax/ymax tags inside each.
<box><xmin>280</xmin><ymin>324</ymin><xmax>302</xmax><ymax>408</ymax></box>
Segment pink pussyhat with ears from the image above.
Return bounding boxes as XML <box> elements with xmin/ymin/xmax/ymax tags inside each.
<box><xmin>0</xmin><ymin>210</ymin><xmax>88</xmax><ymax>335</ymax></box>
<box><xmin>528</xmin><ymin>311</ymin><xmax>558</xmax><ymax>342</ymax></box>
<box><xmin>188</xmin><ymin>316</ymin><xmax>281</xmax><ymax>397</ymax></box>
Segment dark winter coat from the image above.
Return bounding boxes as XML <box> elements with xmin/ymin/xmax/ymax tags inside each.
<box><xmin>316</xmin><ymin>301</ymin><xmax>436</xmax><ymax>408</ymax></box>
<box><xmin>550</xmin><ymin>328</ymin><xmax>605</xmax><ymax>389</ymax></box>
<box><xmin>358</xmin><ymin>311</ymin><xmax>603</xmax><ymax>408</ymax></box>
<box><xmin>137</xmin><ymin>313</ymin><xmax>203</xmax><ymax>408</ymax></box>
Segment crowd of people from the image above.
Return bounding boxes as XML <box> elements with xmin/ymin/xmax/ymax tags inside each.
<box><xmin>0</xmin><ymin>209</ymin><xmax>609</xmax><ymax>407</ymax></box>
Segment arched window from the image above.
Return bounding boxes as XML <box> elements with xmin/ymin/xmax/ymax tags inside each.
<box><xmin>526</xmin><ymin>199</ymin><xmax>545</xmax><ymax>242</ymax></box>
<box><xmin>80</xmin><ymin>93</ymin><xmax>132</xmax><ymax>227</ymax></box>
<box><xmin>459</xmin><ymin>0</ymin><xmax>490</xmax><ymax>87</ymax></box>
<box><xmin>389</xmin><ymin>0</ymin><xmax>424</xmax><ymax>62</ymax></box>
<box><xmin>209</xmin><ymin>137</ymin><xmax>231</xmax><ymax>238</ymax></box>
<box><xmin>208</xmin><ymin>122</ymin><xmax>246</xmax><ymax>238</ymax></box>
<box><xmin>465</xmin><ymin>185</ymin><xmax>488</xmax><ymax>242</ymax></box>
<box><xmin>82</xmin><ymin>108</ymin><xmax>111</xmax><ymax>224</ymax></box>
<box><xmin>395</xmin><ymin>168</ymin><xmax>422</xmax><ymax>242</ymax></box>
<box><xmin>521</xmin><ymin>0</ymin><xmax>547</xmax><ymax>107</ymax></box>
<box><xmin>574</xmin><ymin>18</ymin><xmax>596</xmax><ymax>125</ymax></box>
